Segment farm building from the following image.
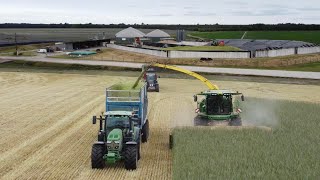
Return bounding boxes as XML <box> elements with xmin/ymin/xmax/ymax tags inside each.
<box><xmin>55</xmin><ymin>39</ymin><xmax>110</xmax><ymax>51</ymax></box>
<box><xmin>115</xmin><ymin>27</ymin><xmax>146</xmax><ymax>45</ymax></box>
<box><xmin>145</xmin><ymin>29</ymin><xmax>171</xmax><ymax>42</ymax></box>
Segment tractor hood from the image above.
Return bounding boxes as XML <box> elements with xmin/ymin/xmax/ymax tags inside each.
<box><xmin>107</xmin><ymin>129</ymin><xmax>123</xmax><ymax>141</ymax></box>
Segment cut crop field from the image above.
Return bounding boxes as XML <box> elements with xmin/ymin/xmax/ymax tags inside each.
<box><xmin>190</xmin><ymin>31</ymin><xmax>320</xmax><ymax>44</ymax></box>
<box><xmin>0</xmin><ymin>68</ymin><xmax>319</xmax><ymax>179</ymax></box>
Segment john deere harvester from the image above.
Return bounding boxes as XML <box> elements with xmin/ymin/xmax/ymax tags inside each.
<box><xmin>91</xmin><ymin>83</ymin><xmax>149</xmax><ymax>170</ymax></box>
<box><xmin>194</xmin><ymin>90</ymin><xmax>244</xmax><ymax>126</ymax></box>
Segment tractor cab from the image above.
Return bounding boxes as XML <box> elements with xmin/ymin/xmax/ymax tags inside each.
<box><xmin>105</xmin><ymin>113</ymin><xmax>131</xmax><ymax>132</ymax></box>
<box><xmin>194</xmin><ymin>90</ymin><xmax>244</xmax><ymax>125</ymax></box>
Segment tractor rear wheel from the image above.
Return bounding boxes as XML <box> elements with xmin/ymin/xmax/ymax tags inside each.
<box><xmin>91</xmin><ymin>144</ymin><xmax>106</xmax><ymax>169</ymax></box>
<box><xmin>124</xmin><ymin>145</ymin><xmax>138</xmax><ymax>170</ymax></box>
<box><xmin>142</xmin><ymin>120</ymin><xmax>149</xmax><ymax>143</ymax></box>
<box><xmin>229</xmin><ymin>118</ymin><xmax>242</xmax><ymax>126</ymax></box>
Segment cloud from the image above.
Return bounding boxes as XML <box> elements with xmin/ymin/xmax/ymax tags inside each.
<box><xmin>184</xmin><ymin>11</ymin><xmax>216</xmax><ymax>17</ymax></box>
<box><xmin>297</xmin><ymin>7</ymin><xmax>320</xmax><ymax>11</ymax></box>
<box><xmin>231</xmin><ymin>8</ymin><xmax>294</xmax><ymax>17</ymax></box>
<box><xmin>226</xmin><ymin>1</ymin><xmax>248</xmax><ymax>6</ymax></box>
<box><xmin>149</xmin><ymin>14</ymin><xmax>174</xmax><ymax>17</ymax></box>
<box><xmin>0</xmin><ymin>0</ymin><xmax>319</xmax><ymax>24</ymax></box>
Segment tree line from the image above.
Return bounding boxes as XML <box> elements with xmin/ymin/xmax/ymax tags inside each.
<box><xmin>0</xmin><ymin>23</ymin><xmax>320</xmax><ymax>31</ymax></box>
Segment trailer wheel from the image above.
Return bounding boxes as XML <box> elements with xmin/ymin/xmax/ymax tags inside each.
<box><xmin>142</xmin><ymin>119</ymin><xmax>149</xmax><ymax>143</ymax></box>
<box><xmin>124</xmin><ymin>145</ymin><xmax>138</xmax><ymax>170</ymax></box>
<box><xmin>229</xmin><ymin>117</ymin><xmax>242</xmax><ymax>126</ymax></box>
<box><xmin>91</xmin><ymin>144</ymin><xmax>106</xmax><ymax>169</ymax></box>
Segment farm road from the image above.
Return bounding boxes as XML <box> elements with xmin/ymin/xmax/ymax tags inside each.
<box><xmin>1</xmin><ymin>56</ymin><xmax>320</xmax><ymax>80</ymax></box>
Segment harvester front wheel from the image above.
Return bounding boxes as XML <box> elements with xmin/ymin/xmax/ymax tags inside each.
<box><xmin>91</xmin><ymin>144</ymin><xmax>106</xmax><ymax>169</ymax></box>
<box><xmin>142</xmin><ymin>120</ymin><xmax>149</xmax><ymax>143</ymax></box>
<box><xmin>229</xmin><ymin>118</ymin><xmax>242</xmax><ymax>126</ymax></box>
<box><xmin>124</xmin><ymin>145</ymin><xmax>138</xmax><ymax>170</ymax></box>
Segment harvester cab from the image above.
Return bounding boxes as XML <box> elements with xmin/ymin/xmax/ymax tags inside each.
<box><xmin>194</xmin><ymin>90</ymin><xmax>245</xmax><ymax>126</ymax></box>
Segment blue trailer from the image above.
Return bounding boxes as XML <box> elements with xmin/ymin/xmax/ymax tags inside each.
<box><xmin>105</xmin><ymin>83</ymin><xmax>149</xmax><ymax>142</ymax></box>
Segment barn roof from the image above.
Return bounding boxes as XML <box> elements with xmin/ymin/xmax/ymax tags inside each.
<box><xmin>115</xmin><ymin>27</ymin><xmax>145</xmax><ymax>38</ymax></box>
<box><xmin>146</xmin><ymin>29</ymin><xmax>170</xmax><ymax>38</ymax></box>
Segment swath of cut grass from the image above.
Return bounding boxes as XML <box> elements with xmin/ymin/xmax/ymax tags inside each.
<box><xmin>172</xmin><ymin>98</ymin><xmax>320</xmax><ymax>180</ymax></box>
<box><xmin>110</xmin><ymin>82</ymin><xmax>143</xmax><ymax>90</ymax></box>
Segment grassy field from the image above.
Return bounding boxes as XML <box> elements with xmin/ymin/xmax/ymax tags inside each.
<box><xmin>189</xmin><ymin>31</ymin><xmax>320</xmax><ymax>44</ymax></box>
<box><xmin>0</xmin><ymin>43</ymin><xmax>51</xmax><ymax>53</ymax></box>
<box><xmin>173</xmin><ymin>98</ymin><xmax>320</xmax><ymax>179</ymax></box>
<box><xmin>189</xmin><ymin>31</ymin><xmax>245</xmax><ymax>39</ymax></box>
<box><xmin>162</xmin><ymin>46</ymin><xmax>241</xmax><ymax>51</ymax></box>
<box><xmin>245</xmin><ymin>31</ymin><xmax>320</xmax><ymax>44</ymax></box>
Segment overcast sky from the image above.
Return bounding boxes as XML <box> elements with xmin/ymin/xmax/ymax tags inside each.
<box><xmin>0</xmin><ymin>0</ymin><xmax>319</xmax><ymax>24</ymax></box>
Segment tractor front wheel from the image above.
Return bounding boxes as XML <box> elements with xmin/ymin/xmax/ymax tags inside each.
<box><xmin>124</xmin><ymin>145</ymin><xmax>138</xmax><ymax>170</ymax></box>
<box><xmin>91</xmin><ymin>144</ymin><xmax>106</xmax><ymax>169</ymax></box>
<box><xmin>142</xmin><ymin>120</ymin><xmax>149</xmax><ymax>143</ymax></box>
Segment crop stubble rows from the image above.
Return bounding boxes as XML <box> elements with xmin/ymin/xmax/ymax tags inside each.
<box><xmin>0</xmin><ymin>72</ymin><xmax>173</xmax><ymax>180</ymax></box>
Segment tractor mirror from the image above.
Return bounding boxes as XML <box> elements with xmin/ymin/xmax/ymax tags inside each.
<box><xmin>193</xmin><ymin>95</ymin><xmax>197</xmax><ymax>102</ymax></box>
<box><xmin>92</xmin><ymin>116</ymin><xmax>97</xmax><ymax>124</ymax></box>
<box><xmin>158</xmin><ymin>76</ymin><xmax>160</xmax><ymax>78</ymax></box>
<box><xmin>241</xmin><ymin>95</ymin><xmax>245</xmax><ymax>101</ymax></box>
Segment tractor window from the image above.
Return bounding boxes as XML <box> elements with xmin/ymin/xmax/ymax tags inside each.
<box><xmin>106</xmin><ymin>115</ymin><xmax>130</xmax><ymax>129</ymax></box>
<box><xmin>207</xmin><ymin>95</ymin><xmax>232</xmax><ymax>115</ymax></box>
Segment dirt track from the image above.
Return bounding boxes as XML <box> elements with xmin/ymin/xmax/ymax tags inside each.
<box><xmin>0</xmin><ymin>70</ymin><xmax>319</xmax><ymax>180</ymax></box>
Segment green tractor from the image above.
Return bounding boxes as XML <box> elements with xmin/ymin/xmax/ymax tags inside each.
<box><xmin>91</xmin><ymin>111</ymin><xmax>142</xmax><ymax>170</ymax></box>
<box><xmin>91</xmin><ymin>83</ymin><xmax>149</xmax><ymax>170</ymax></box>
<box><xmin>194</xmin><ymin>90</ymin><xmax>245</xmax><ymax>126</ymax></box>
